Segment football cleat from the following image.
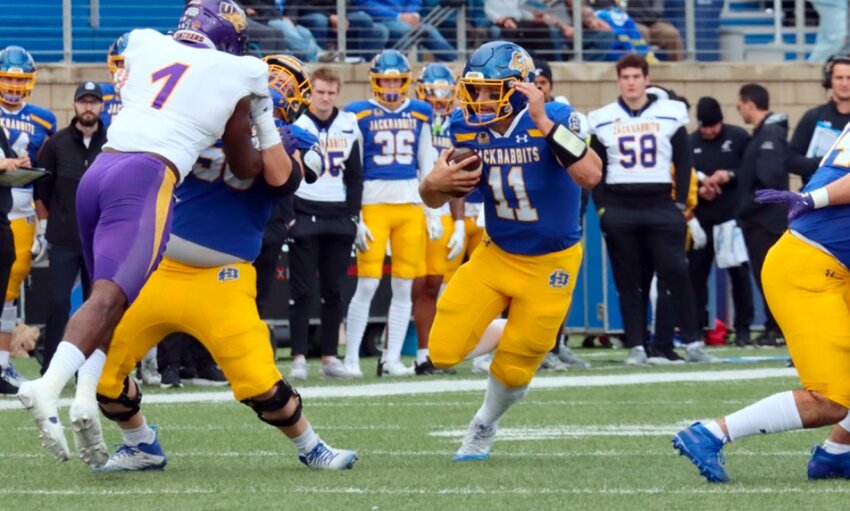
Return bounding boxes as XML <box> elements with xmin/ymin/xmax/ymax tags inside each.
<box><xmin>17</xmin><ymin>379</ymin><xmax>70</xmax><ymax>461</ymax></box>
<box><xmin>414</xmin><ymin>357</ymin><xmax>456</xmax><ymax>376</ymax></box>
<box><xmin>556</xmin><ymin>346</ymin><xmax>591</xmax><ymax>369</ymax></box>
<box><xmin>69</xmin><ymin>398</ymin><xmax>109</xmax><ymax>467</ymax></box>
<box><xmin>672</xmin><ymin>422</ymin><xmax>729</xmax><ymax>483</ymax></box>
<box><xmin>538</xmin><ymin>352</ymin><xmax>568</xmax><ymax>372</ymax></box>
<box><xmin>685</xmin><ymin>341</ymin><xmax>720</xmax><ymax>363</ymax></box>
<box><xmin>299</xmin><ymin>442</ymin><xmax>358</xmax><ymax>470</ymax></box>
<box><xmin>321</xmin><ymin>357</ymin><xmax>356</xmax><ymax>379</ymax></box>
<box><xmin>808</xmin><ymin>445</ymin><xmax>850</xmax><ymax>479</ymax></box>
<box><xmin>453</xmin><ymin>418</ymin><xmax>497</xmax><ymax>462</ymax></box>
<box><xmin>343</xmin><ymin>358</ymin><xmax>363</xmax><ymax>379</ymax></box>
<box><xmin>379</xmin><ymin>360</ymin><xmax>414</xmax><ymax>377</ymax></box>
<box><xmin>94</xmin><ymin>425</ymin><xmax>167</xmax><ymax>473</ymax></box>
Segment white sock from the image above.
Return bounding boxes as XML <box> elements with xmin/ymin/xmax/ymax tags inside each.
<box><xmin>724</xmin><ymin>391</ymin><xmax>803</xmax><ymax>441</ymax></box>
<box><xmin>416</xmin><ymin>349</ymin><xmax>429</xmax><ymax>364</ymax></box>
<box><xmin>703</xmin><ymin>421</ymin><xmax>729</xmax><ymax>444</ymax></box>
<box><xmin>343</xmin><ymin>278</ymin><xmax>379</xmax><ymax>365</ymax></box>
<box><xmin>0</xmin><ymin>350</ymin><xmax>9</xmax><ymax>369</ymax></box>
<box><xmin>291</xmin><ymin>424</ymin><xmax>320</xmax><ymax>455</ymax></box>
<box><xmin>384</xmin><ymin>277</ymin><xmax>413</xmax><ymax>364</ymax></box>
<box><xmin>465</xmin><ymin>319</ymin><xmax>506</xmax><ymax>359</ymax></box>
<box><xmin>837</xmin><ymin>411</ymin><xmax>850</xmax><ymax>433</ymax></box>
<box><xmin>824</xmin><ymin>439</ymin><xmax>850</xmax><ymax>455</ymax></box>
<box><xmin>41</xmin><ymin>341</ymin><xmax>87</xmax><ymax>396</ymax></box>
<box><xmin>75</xmin><ymin>349</ymin><xmax>107</xmax><ymax>401</ymax></box>
<box><xmin>122</xmin><ymin>416</ymin><xmax>156</xmax><ymax>446</ymax></box>
<box><xmin>474</xmin><ymin>376</ymin><xmax>529</xmax><ymax>427</ymax></box>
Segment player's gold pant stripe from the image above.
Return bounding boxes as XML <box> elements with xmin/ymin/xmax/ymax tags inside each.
<box><xmin>145</xmin><ymin>168</ymin><xmax>177</xmax><ymax>275</ymax></box>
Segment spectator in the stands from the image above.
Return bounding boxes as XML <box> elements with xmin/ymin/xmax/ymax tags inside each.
<box><xmin>589</xmin><ymin>0</ymin><xmax>682</xmax><ymax>61</ymax></box>
<box><xmin>239</xmin><ymin>0</ymin><xmax>288</xmax><ymax>54</ymax></box>
<box><xmin>484</xmin><ymin>0</ymin><xmax>559</xmax><ymax>59</ymax></box>
<box><xmin>352</xmin><ymin>0</ymin><xmax>457</xmax><ymax>62</ymax></box>
<box><xmin>807</xmin><ymin>0</ymin><xmax>848</xmax><ymax>62</ymax></box>
<box><xmin>243</xmin><ymin>0</ymin><xmax>332</xmax><ymax>62</ymax></box>
<box><xmin>284</xmin><ymin>0</ymin><xmax>388</xmax><ymax>61</ymax></box>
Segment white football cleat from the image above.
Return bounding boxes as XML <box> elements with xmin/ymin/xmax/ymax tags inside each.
<box><xmin>342</xmin><ymin>358</ymin><xmax>363</xmax><ymax>379</ymax></box>
<box><xmin>17</xmin><ymin>379</ymin><xmax>70</xmax><ymax>461</ymax></box>
<box><xmin>70</xmin><ymin>398</ymin><xmax>109</xmax><ymax>467</ymax></box>
<box><xmin>321</xmin><ymin>358</ymin><xmax>355</xmax><ymax>379</ymax></box>
<box><xmin>380</xmin><ymin>360</ymin><xmax>414</xmax><ymax>377</ymax></box>
<box><xmin>299</xmin><ymin>441</ymin><xmax>358</xmax><ymax>470</ymax></box>
<box><xmin>453</xmin><ymin>418</ymin><xmax>497</xmax><ymax>462</ymax></box>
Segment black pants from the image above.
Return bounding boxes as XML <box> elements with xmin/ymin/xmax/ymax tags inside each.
<box><xmin>688</xmin><ymin>221</ymin><xmax>754</xmax><ymax>335</ymax></box>
<box><xmin>157</xmin><ymin>332</ymin><xmax>215</xmax><ymax>371</ymax></box>
<box><xmin>601</xmin><ymin>204</ymin><xmax>698</xmax><ymax>348</ymax></box>
<box><xmin>0</xmin><ymin>221</ymin><xmax>14</xmax><ymax>310</ymax></box>
<box><xmin>42</xmin><ymin>243</ymin><xmax>91</xmax><ymax>372</ymax></box>
<box><xmin>741</xmin><ymin>224</ymin><xmax>783</xmax><ymax>333</ymax></box>
<box><xmin>288</xmin><ymin>214</ymin><xmax>355</xmax><ymax>358</ymax></box>
<box><xmin>254</xmin><ymin>239</ymin><xmax>283</xmax><ymax>319</ymax></box>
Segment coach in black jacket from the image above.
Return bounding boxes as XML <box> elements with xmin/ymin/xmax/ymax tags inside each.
<box><xmin>34</xmin><ymin>81</ymin><xmax>107</xmax><ymax>371</ymax></box>
<box><xmin>735</xmin><ymin>83</ymin><xmax>788</xmax><ymax>347</ymax></box>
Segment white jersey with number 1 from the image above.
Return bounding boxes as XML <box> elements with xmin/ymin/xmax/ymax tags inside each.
<box><xmin>104</xmin><ymin>28</ymin><xmax>269</xmax><ymax>181</ymax></box>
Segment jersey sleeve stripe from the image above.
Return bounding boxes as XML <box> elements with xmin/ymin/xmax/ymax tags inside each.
<box><xmin>455</xmin><ymin>133</ymin><xmax>476</xmax><ymax>142</ymax></box>
<box><xmin>30</xmin><ymin>114</ymin><xmax>54</xmax><ymax>131</ymax></box>
<box><xmin>412</xmin><ymin>111</ymin><xmax>429</xmax><ymax>122</ymax></box>
<box><xmin>594</xmin><ymin>120</ymin><xmax>613</xmax><ymax>129</ymax></box>
<box><xmin>355</xmin><ymin>110</ymin><xmax>371</xmax><ymax>121</ymax></box>
<box><xmin>527</xmin><ymin>129</ymin><xmax>543</xmax><ymax>138</ymax></box>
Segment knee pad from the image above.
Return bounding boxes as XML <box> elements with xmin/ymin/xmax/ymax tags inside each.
<box><xmin>96</xmin><ymin>377</ymin><xmax>142</xmax><ymax>422</ymax></box>
<box><xmin>241</xmin><ymin>379</ymin><xmax>302</xmax><ymax>428</ymax></box>
<box><xmin>1</xmin><ymin>301</ymin><xmax>16</xmax><ymax>334</ymax></box>
<box><xmin>490</xmin><ymin>352</ymin><xmax>538</xmax><ymax>388</ymax></box>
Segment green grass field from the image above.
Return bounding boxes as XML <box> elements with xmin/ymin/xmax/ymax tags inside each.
<box><xmin>2</xmin><ymin>344</ymin><xmax>848</xmax><ymax>511</ymax></box>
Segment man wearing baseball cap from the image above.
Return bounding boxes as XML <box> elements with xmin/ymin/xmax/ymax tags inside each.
<box><xmin>33</xmin><ymin>81</ymin><xmax>107</xmax><ymax>370</ymax></box>
<box><xmin>689</xmin><ymin>96</ymin><xmax>754</xmax><ymax>348</ymax></box>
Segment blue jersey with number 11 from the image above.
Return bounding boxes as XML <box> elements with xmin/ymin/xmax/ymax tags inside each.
<box><xmin>450</xmin><ymin>103</ymin><xmax>583</xmax><ymax>256</ymax></box>
<box><xmin>791</xmin><ymin>123</ymin><xmax>850</xmax><ymax>267</ymax></box>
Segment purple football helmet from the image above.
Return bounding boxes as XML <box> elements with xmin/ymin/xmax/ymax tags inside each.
<box><xmin>174</xmin><ymin>0</ymin><xmax>248</xmax><ymax>56</ymax></box>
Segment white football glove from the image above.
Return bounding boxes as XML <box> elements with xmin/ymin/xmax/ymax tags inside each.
<box><xmin>446</xmin><ymin>219</ymin><xmax>466</xmax><ymax>260</ymax></box>
<box><xmin>687</xmin><ymin>217</ymin><xmax>707</xmax><ymax>250</ymax></box>
<box><xmin>301</xmin><ymin>143</ymin><xmax>323</xmax><ymax>184</ymax></box>
<box><xmin>354</xmin><ymin>215</ymin><xmax>374</xmax><ymax>253</ymax></box>
<box><xmin>425</xmin><ymin>208</ymin><xmax>444</xmax><ymax>241</ymax></box>
<box><xmin>31</xmin><ymin>219</ymin><xmax>48</xmax><ymax>263</ymax></box>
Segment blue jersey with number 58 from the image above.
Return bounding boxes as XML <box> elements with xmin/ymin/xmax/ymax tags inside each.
<box><xmin>790</xmin><ymin>122</ymin><xmax>850</xmax><ymax>267</ymax></box>
<box><xmin>450</xmin><ymin>103</ymin><xmax>584</xmax><ymax>256</ymax></box>
<box><xmin>345</xmin><ymin>98</ymin><xmax>432</xmax><ymax>181</ymax></box>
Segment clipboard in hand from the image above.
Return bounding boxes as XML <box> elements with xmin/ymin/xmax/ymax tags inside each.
<box><xmin>0</xmin><ymin>167</ymin><xmax>49</xmax><ymax>187</ymax></box>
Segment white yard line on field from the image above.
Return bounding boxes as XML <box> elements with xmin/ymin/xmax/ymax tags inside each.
<box><xmin>0</xmin><ymin>367</ymin><xmax>796</xmax><ymax>412</ymax></box>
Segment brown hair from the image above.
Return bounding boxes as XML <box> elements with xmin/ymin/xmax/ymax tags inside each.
<box><xmin>311</xmin><ymin>67</ymin><xmax>342</xmax><ymax>91</ymax></box>
<box><xmin>616</xmin><ymin>54</ymin><xmax>649</xmax><ymax>77</ymax></box>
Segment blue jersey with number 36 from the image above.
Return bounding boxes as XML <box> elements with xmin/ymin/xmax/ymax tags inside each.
<box><xmin>450</xmin><ymin>103</ymin><xmax>584</xmax><ymax>256</ymax></box>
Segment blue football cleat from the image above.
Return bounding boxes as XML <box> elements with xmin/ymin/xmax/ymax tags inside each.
<box><xmin>299</xmin><ymin>442</ymin><xmax>358</xmax><ymax>470</ymax></box>
<box><xmin>808</xmin><ymin>445</ymin><xmax>850</xmax><ymax>480</ymax></box>
<box><xmin>94</xmin><ymin>425</ymin><xmax>167</xmax><ymax>473</ymax></box>
<box><xmin>672</xmin><ymin>422</ymin><xmax>729</xmax><ymax>483</ymax></box>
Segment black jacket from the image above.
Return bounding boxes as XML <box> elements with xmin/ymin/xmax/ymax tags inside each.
<box><xmin>737</xmin><ymin>113</ymin><xmax>789</xmax><ymax>233</ymax></box>
<box><xmin>785</xmin><ymin>100</ymin><xmax>850</xmax><ymax>183</ymax></box>
<box><xmin>0</xmin><ymin>127</ymin><xmax>12</xmax><ymax>222</ymax></box>
<box><xmin>690</xmin><ymin>123</ymin><xmax>750</xmax><ymax>225</ymax></box>
<box><xmin>35</xmin><ymin>118</ymin><xmax>107</xmax><ymax>247</ymax></box>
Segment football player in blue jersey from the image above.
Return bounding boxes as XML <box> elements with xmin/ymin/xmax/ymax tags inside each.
<box><xmin>99</xmin><ymin>32</ymin><xmax>129</xmax><ymax>129</ymax></box>
<box><xmin>66</xmin><ymin>56</ymin><xmax>357</xmax><ymax>472</ymax></box>
<box><xmin>342</xmin><ymin>50</ymin><xmax>436</xmax><ymax>378</ymax></box>
<box><xmin>0</xmin><ymin>45</ymin><xmax>55</xmax><ymax>392</ymax></box>
<box><xmin>673</xmin><ymin>123</ymin><xmax>850</xmax><ymax>483</ymax></box>
<box><xmin>420</xmin><ymin>41</ymin><xmax>601</xmax><ymax>461</ymax></box>
<box><xmin>411</xmin><ymin>62</ymin><xmax>464</xmax><ymax>375</ymax></box>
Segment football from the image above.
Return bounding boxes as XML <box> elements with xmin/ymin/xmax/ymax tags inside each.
<box><xmin>449</xmin><ymin>147</ymin><xmax>483</xmax><ymax>173</ymax></box>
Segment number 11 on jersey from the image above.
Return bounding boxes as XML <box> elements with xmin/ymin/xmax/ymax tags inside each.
<box><xmin>150</xmin><ymin>63</ymin><xmax>190</xmax><ymax>110</ymax></box>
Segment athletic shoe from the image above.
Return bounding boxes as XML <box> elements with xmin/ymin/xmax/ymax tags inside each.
<box><xmin>453</xmin><ymin>418</ymin><xmax>497</xmax><ymax>462</ymax></box>
<box><xmin>321</xmin><ymin>357</ymin><xmax>356</xmax><ymax>379</ymax></box>
<box><xmin>187</xmin><ymin>364</ymin><xmax>229</xmax><ymax>387</ymax></box>
<box><xmin>0</xmin><ymin>367</ymin><xmax>20</xmax><ymax>395</ymax></box>
<box><xmin>556</xmin><ymin>346</ymin><xmax>590</xmax><ymax>369</ymax></box>
<box><xmin>647</xmin><ymin>348</ymin><xmax>686</xmax><ymax>365</ymax></box>
<box><xmin>538</xmin><ymin>352</ymin><xmax>569</xmax><ymax>372</ymax></box>
<box><xmin>471</xmin><ymin>354</ymin><xmax>492</xmax><ymax>374</ymax></box>
<box><xmin>733</xmin><ymin>330</ymin><xmax>755</xmax><ymax>348</ymax></box>
<box><xmin>138</xmin><ymin>358</ymin><xmax>161</xmax><ymax>386</ymax></box>
<box><xmin>685</xmin><ymin>341</ymin><xmax>720</xmax><ymax>363</ymax></box>
<box><xmin>755</xmin><ymin>330</ymin><xmax>785</xmax><ymax>348</ymax></box>
<box><xmin>808</xmin><ymin>445</ymin><xmax>850</xmax><ymax>479</ymax></box>
<box><xmin>379</xmin><ymin>360</ymin><xmax>414</xmax><ymax>377</ymax></box>
<box><xmin>159</xmin><ymin>366</ymin><xmax>183</xmax><ymax>389</ymax></box>
<box><xmin>16</xmin><ymin>379</ymin><xmax>70</xmax><ymax>461</ymax></box>
<box><xmin>343</xmin><ymin>358</ymin><xmax>363</xmax><ymax>379</ymax></box>
<box><xmin>289</xmin><ymin>359</ymin><xmax>308</xmax><ymax>381</ymax></box>
<box><xmin>299</xmin><ymin>441</ymin><xmax>358</xmax><ymax>470</ymax></box>
<box><xmin>624</xmin><ymin>346</ymin><xmax>648</xmax><ymax>366</ymax></box>
<box><xmin>69</xmin><ymin>398</ymin><xmax>109</xmax><ymax>467</ymax></box>
<box><xmin>2</xmin><ymin>363</ymin><xmax>25</xmax><ymax>387</ymax></box>
<box><xmin>672</xmin><ymin>422</ymin><xmax>729</xmax><ymax>483</ymax></box>
<box><xmin>94</xmin><ymin>425</ymin><xmax>167</xmax><ymax>473</ymax></box>
<box><xmin>414</xmin><ymin>357</ymin><xmax>456</xmax><ymax>376</ymax></box>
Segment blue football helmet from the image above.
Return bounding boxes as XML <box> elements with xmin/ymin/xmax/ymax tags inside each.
<box><xmin>264</xmin><ymin>54</ymin><xmax>312</xmax><ymax>123</ymax></box>
<box><xmin>369</xmin><ymin>49</ymin><xmax>411</xmax><ymax>107</ymax></box>
<box><xmin>415</xmin><ymin>62</ymin><xmax>457</xmax><ymax>115</ymax></box>
<box><xmin>0</xmin><ymin>45</ymin><xmax>36</xmax><ymax>107</ymax></box>
<box><xmin>107</xmin><ymin>32</ymin><xmax>131</xmax><ymax>75</ymax></box>
<box><xmin>458</xmin><ymin>41</ymin><xmax>535</xmax><ymax>126</ymax></box>
<box><xmin>174</xmin><ymin>0</ymin><xmax>249</xmax><ymax>56</ymax></box>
